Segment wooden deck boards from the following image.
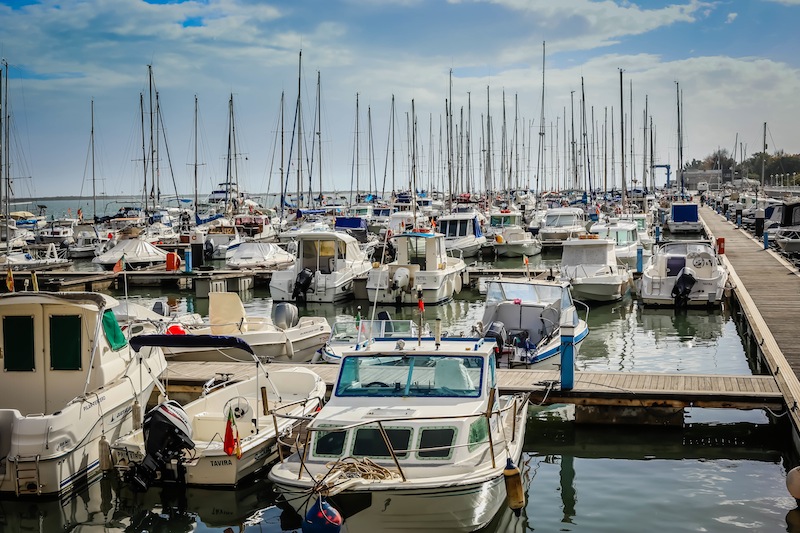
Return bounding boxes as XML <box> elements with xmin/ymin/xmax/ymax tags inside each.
<box><xmin>164</xmin><ymin>361</ymin><xmax>783</xmax><ymax>410</ymax></box>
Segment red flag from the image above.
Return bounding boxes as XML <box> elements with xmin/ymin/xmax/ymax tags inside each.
<box><xmin>418</xmin><ymin>298</ymin><xmax>425</xmax><ymax>312</ymax></box>
<box><xmin>223</xmin><ymin>407</ymin><xmax>242</xmax><ymax>458</ymax></box>
<box><xmin>113</xmin><ymin>257</ymin><xmax>124</xmax><ymax>273</ymax></box>
<box><xmin>5</xmin><ymin>268</ymin><xmax>13</xmax><ymax>292</ymax></box>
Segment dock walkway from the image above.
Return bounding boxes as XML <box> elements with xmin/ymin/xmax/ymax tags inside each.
<box><xmin>699</xmin><ymin>206</ymin><xmax>800</xmax><ymax>429</ymax></box>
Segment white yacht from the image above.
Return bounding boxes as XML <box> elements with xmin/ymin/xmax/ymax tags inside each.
<box><xmin>537</xmin><ymin>207</ymin><xmax>588</xmax><ymax>247</ymax></box>
<box><xmin>559</xmin><ymin>237</ymin><xmax>631</xmax><ymax>302</ymax></box>
<box><xmin>0</xmin><ymin>292</ymin><xmax>167</xmax><ymax>496</ymax></box>
<box><xmin>316</xmin><ymin>315</ymin><xmax>428</xmax><ymax>363</ymax></box>
<box><xmin>269</xmin><ymin>335</ymin><xmax>529</xmax><ymax>533</ymax></box>
<box><xmin>666</xmin><ymin>202</ymin><xmax>703</xmax><ymax>234</ymax></box>
<box><xmin>486</xmin><ymin>208</ymin><xmax>542</xmax><ymax>257</ymax></box>
<box><xmin>589</xmin><ymin>217</ymin><xmax>651</xmax><ymax>268</ymax></box>
<box><xmin>436</xmin><ymin>211</ymin><xmax>487</xmax><ymax>257</ymax></box>
<box><xmin>366</xmin><ymin>230</ymin><xmax>465</xmax><ymax>305</ymax></box>
<box><xmin>638</xmin><ymin>240</ymin><xmax>728</xmax><ymax>307</ymax></box>
<box><xmin>270</xmin><ymin>230</ymin><xmax>372</xmax><ymax>303</ymax></box>
<box><xmin>480</xmin><ymin>278</ymin><xmax>589</xmax><ymax>368</ymax></box>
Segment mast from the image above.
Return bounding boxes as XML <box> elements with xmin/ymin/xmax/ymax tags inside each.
<box><xmin>629</xmin><ymin>80</ymin><xmax>635</xmax><ymax>192</ymax></box>
<box><xmin>193</xmin><ymin>95</ymin><xmax>198</xmax><ymax>211</ymax></box>
<box><xmin>279</xmin><ymin>91</ymin><xmax>285</xmax><ymax>222</ymax></box>
<box><xmin>603</xmin><ymin>107</ymin><xmax>608</xmax><ymax>193</ymax></box>
<box><xmin>619</xmin><ymin>69</ymin><xmax>626</xmax><ymax>205</ymax></box>
<box><xmin>642</xmin><ymin>95</ymin><xmax>648</xmax><ymax>192</ymax></box>
<box><xmin>761</xmin><ymin>122</ymin><xmax>767</xmax><ymax>188</ymax></box>
<box><xmin>296</xmin><ymin>51</ymin><xmax>303</xmax><ymax>207</ymax></box>
<box><xmin>355</xmin><ymin>93</ymin><xmax>360</xmax><ymax>200</ymax></box>
<box><xmin>1</xmin><ymin>61</ymin><xmax>5</xmax><ymax>243</ymax></box>
<box><xmin>91</xmin><ymin>99</ymin><xmax>97</xmax><ymax>221</ymax></box>
<box><xmin>140</xmin><ymin>92</ymin><xmax>147</xmax><ymax>212</ymax></box>
<box><xmin>316</xmin><ymin>71</ymin><xmax>322</xmax><ymax>205</ymax></box>
<box><xmin>226</xmin><ymin>94</ymin><xmax>234</xmax><ymax>210</ymax></box>
<box><xmin>580</xmin><ymin>77</ymin><xmax>592</xmax><ymax>195</ymax></box>
<box><xmin>148</xmin><ymin>65</ymin><xmax>155</xmax><ymax>212</ymax></box>
<box><xmin>570</xmin><ymin>91</ymin><xmax>576</xmax><ymax>189</ymax></box>
<box><xmin>536</xmin><ymin>41</ymin><xmax>546</xmax><ymax>196</ymax></box>
<box><xmin>676</xmin><ymin>82</ymin><xmax>683</xmax><ymax>192</ymax></box>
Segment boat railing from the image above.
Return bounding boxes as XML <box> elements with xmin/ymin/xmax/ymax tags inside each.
<box><xmin>272</xmin><ymin>391</ymin><xmax>529</xmax><ymax>483</ymax></box>
<box><xmin>573</xmin><ymin>299</ymin><xmax>590</xmax><ymax>324</ymax></box>
<box><xmin>446</xmin><ymin>248</ymin><xmax>464</xmax><ymax>260</ymax></box>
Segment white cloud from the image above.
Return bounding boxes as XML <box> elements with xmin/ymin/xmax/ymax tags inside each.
<box><xmin>726</xmin><ymin>12</ymin><xmax>738</xmax><ymax>23</ymax></box>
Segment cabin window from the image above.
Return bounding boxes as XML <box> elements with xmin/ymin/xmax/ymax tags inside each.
<box><xmin>407</xmin><ymin>238</ymin><xmax>426</xmax><ymax>269</ymax></box>
<box><xmin>50</xmin><ymin>315</ymin><xmax>82</xmax><ymax>370</ymax></box>
<box><xmin>468</xmin><ymin>418</ymin><xmax>489</xmax><ymax>452</ymax></box>
<box><xmin>3</xmin><ymin>315</ymin><xmax>35</xmax><ymax>372</ymax></box>
<box><xmin>314</xmin><ymin>426</ymin><xmax>348</xmax><ymax>457</ymax></box>
<box><xmin>417</xmin><ymin>427</ymin><xmax>456</xmax><ymax>459</ymax></box>
<box><xmin>352</xmin><ymin>427</ymin><xmax>411</xmax><ymax>458</ymax></box>
<box><xmin>459</xmin><ymin>220</ymin><xmax>469</xmax><ymax>236</ymax></box>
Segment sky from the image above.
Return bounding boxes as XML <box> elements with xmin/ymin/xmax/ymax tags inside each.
<box><xmin>0</xmin><ymin>0</ymin><xmax>799</xmax><ymax>201</ymax></box>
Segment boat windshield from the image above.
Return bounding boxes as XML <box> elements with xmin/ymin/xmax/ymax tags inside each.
<box><xmin>331</xmin><ymin>320</ymin><xmax>416</xmax><ymax>341</ymax></box>
<box><xmin>544</xmin><ymin>213</ymin><xmax>579</xmax><ymax>228</ymax></box>
<box><xmin>485</xmin><ymin>281</ymin><xmax>562</xmax><ymax>305</ymax></box>
<box><xmin>660</xmin><ymin>242</ymin><xmax>713</xmax><ymax>256</ymax></box>
<box><xmin>336</xmin><ymin>354</ymin><xmax>484</xmax><ymax>398</ymax></box>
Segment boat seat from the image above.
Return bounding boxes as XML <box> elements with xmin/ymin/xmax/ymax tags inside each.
<box><xmin>433</xmin><ymin>359</ymin><xmax>474</xmax><ymax>391</ymax></box>
<box><xmin>209</xmin><ymin>292</ymin><xmax>248</xmax><ymax>334</ymax></box>
<box><xmin>666</xmin><ymin>256</ymin><xmax>685</xmax><ymax>277</ymax></box>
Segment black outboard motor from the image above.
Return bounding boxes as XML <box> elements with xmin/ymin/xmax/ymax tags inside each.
<box><xmin>671</xmin><ymin>266</ymin><xmax>697</xmax><ymax>308</ymax></box>
<box><xmin>483</xmin><ymin>321</ymin><xmax>507</xmax><ymax>356</ymax></box>
<box><xmin>203</xmin><ymin>240</ymin><xmax>215</xmax><ymax>260</ymax></box>
<box><xmin>291</xmin><ymin>268</ymin><xmax>315</xmax><ymax>302</ymax></box>
<box><xmin>128</xmin><ymin>400</ymin><xmax>195</xmax><ymax>492</ymax></box>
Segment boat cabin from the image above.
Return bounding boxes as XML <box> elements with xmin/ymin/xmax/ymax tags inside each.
<box><xmin>297</xmin><ymin>231</ymin><xmax>366</xmax><ymax>274</ymax></box>
<box><xmin>437</xmin><ymin>214</ymin><xmax>483</xmax><ymax>239</ymax></box>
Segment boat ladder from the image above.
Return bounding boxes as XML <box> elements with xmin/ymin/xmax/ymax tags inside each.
<box><xmin>10</xmin><ymin>454</ymin><xmax>42</xmax><ymax>495</ymax></box>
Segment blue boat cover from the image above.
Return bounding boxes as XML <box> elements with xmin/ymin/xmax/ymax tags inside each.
<box><xmin>671</xmin><ymin>204</ymin><xmax>698</xmax><ymax>223</ymax></box>
<box><xmin>335</xmin><ymin>217</ymin><xmax>368</xmax><ymax>230</ymax></box>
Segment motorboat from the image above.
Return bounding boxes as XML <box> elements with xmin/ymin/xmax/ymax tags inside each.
<box><xmin>67</xmin><ymin>224</ymin><xmax>111</xmax><ymax>258</ymax></box>
<box><xmin>316</xmin><ymin>313</ymin><xmax>430</xmax><ymax>363</ymax></box>
<box><xmin>436</xmin><ymin>211</ymin><xmax>487</xmax><ymax>257</ymax></box>
<box><xmin>111</xmin><ymin>334</ymin><xmax>326</xmax><ymax>490</ymax></box>
<box><xmin>92</xmin><ymin>238</ymin><xmax>168</xmax><ymax>270</ymax></box>
<box><xmin>637</xmin><ymin>240</ymin><xmax>728</xmax><ymax>307</ymax></box>
<box><xmin>269</xmin><ymin>335</ymin><xmax>530</xmax><ymax>533</ymax></box>
<box><xmin>487</xmin><ymin>209</ymin><xmax>542</xmax><ymax>257</ymax></box>
<box><xmin>160</xmin><ymin>292</ymin><xmax>331</xmax><ymax>363</ymax></box>
<box><xmin>0</xmin><ymin>243</ymin><xmax>72</xmax><ymax>271</ymax></box>
<box><xmin>479</xmin><ymin>278</ymin><xmax>589</xmax><ymax>368</ymax></box>
<box><xmin>537</xmin><ymin>207</ymin><xmax>588</xmax><ymax>247</ymax></box>
<box><xmin>37</xmin><ymin>218</ymin><xmax>78</xmax><ymax>245</ymax></box>
<box><xmin>366</xmin><ymin>230</ymin><xmax>465</xmax><ymax>305</ymax></box>
<box><xmin>270</xmin><ymin>230</ymin><xmax>372</xmax><ymax>303</ymax></box>
<box><xmin>588</xmin><ymin>217</ymin><xmax>651</xmax><ymax>268</ymax></box>
<box><xmin>774</xmin><ymin>227</ymin><xmax>800</xmax><ymax>254</ymax></box>
<box><xmin>666</xmin><ymin>202</ymin><xmax>703</xmax><ymax>234</ymax></box>
<box><xmin>559</xmin><ymin>236</ymin><xmax>631</xmax><ymax>303</ymax></box>
<box><xmin>225</xmin><ymin>242</ymin><xmax>295</xmax><ymax>270</ymax></box>
<box><xmin>0</xmin><ymin>291</ymin><xmax>167</xmax><ymax>496</ymax></box>
<box><xmin>203</xmin><ymin>221</ymin><xmax>244</xmax><ymax>260</ymax></box>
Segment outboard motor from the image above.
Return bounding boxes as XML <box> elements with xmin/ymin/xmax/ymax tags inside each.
<box><xmin>483</xmin><ymin>321</ymin><xmax>507</xmax><ymax>356</ymax></box>
<box><xmin>203</xmin><ymin>240</ymin><xmax>215</xmax><ymax>260</ymax></box>
<box><xmin>292</xmin><ymin>268</ymin><xmax>315</xmax><ymax>302</ymax></box>
<box><xmin>272</xmin><ymin>302</ymin><xmax>300</xmax><ymax>330</ymax></box>
<box><xmin>128</xmin><ymin>400</ymin><xmax>194</xmax><ymax>492</ymax></box>
<box><xmin>671</xmin><ymin>266</ymin><xmax>697</xmax><ymax>308</ymax></box>
<box><xmin>391</xmin><ymin>267</ymin><xmax>411</xmax><ymax>291</ymax></box>
<box><xmin>151</xmin><ymin>300</ymin><xmax>170</xmax><ymax>317</ymax></box>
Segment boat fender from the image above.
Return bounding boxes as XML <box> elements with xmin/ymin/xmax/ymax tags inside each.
<box><xmin>99</xmin><ymin>435</ymin><xmax>113</xmax><ymax>471</ymax></box>
<box><xmin>503</xmin><ymin>457</ymin><xmax>525</xmax><ymax>517</ymax></box>
<box><xmin>303</xmin><ymin>496</ymin><xmax>342</xmax><ymax>533</ymax></box>
<box><xmin>133</xmin><ymin>400</ymin><xmax>142</xmax><ymax>430</ymax></box>
<box><xmin>454</xmin><ymin>272</ymin><xmax>462</xmax><ymax>294</ymax></box>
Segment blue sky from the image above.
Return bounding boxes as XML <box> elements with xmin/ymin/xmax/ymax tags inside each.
<box><xmin>0</xmin><ymin>0</ymin><xmax>798</xmax><ymax>198</ymax></box>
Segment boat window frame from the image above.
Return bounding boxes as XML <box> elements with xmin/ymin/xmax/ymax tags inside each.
<box><xmin>351</xmin><ymin>425</ymin><xmax>413</xmax><ymax>459</ymax></box>
<box><xmin>313</xmin><ymin>424</ymin><xmax>349</xmax><ymax>458</ymax></box>
<box><xmin>416</xmin><ymin>426</ymin><xmax>458</xmax><ymax>460</ymax></box>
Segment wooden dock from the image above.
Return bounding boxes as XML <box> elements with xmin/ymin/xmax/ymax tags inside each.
<box><xmin>163</xmin><ymin>361</ymin><xmax>783</xmax><ymax>411</ymax></box>
<box><xmin>699</xmin><ymin>206</ymin><xmax>800</xmax><ymax>433</ymax></box>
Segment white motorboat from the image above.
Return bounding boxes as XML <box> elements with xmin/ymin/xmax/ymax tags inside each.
<box><xmin>270</xmin><ymin>230</ymin><xmax>372</xmax><ymax>303</ymax></box>
<box><xmin>773</xmin><ymin>226</ymin><xmax>800</xmax><ymax>254</ymax></box>
<box><xmin>479</xmin><ymin>278</ymin><xmax>589</xmax><ymax>368</ymax></box>
<box><xmin>316</xmin><ymin>314</ymin><xmax>429</xmax><ymax>363</ymax></box>
<box><xmin>225</xmin><ymin>242</ymin><xmax>295</xmax><ymax>270</ymax></box>
<box><xmin>637</xmin><ymin>240</ymin><xmax>728</xmax><ymax>307</ymax></box>
<box><xmin>588</xmin><ymin>217</ymin><xmax>651</xmax><ymax>269</ymax></box>
<box><xmin>366</xmin><ymin>230</ymin><xmax>465</xmax><ymax>305</ymax></box>
<box><xmin>487</xmin><ymin>209</ymin><xmax>542</xmax><ymax>257</ymax></box>
<box><xmin>37</xmin><ymin>218</ymin><xmax>78</xmax><ymax>245</ymax></box>
<box><xmin>0</xmin><ymin>242</ymin><xmax>72</xmax><ymax>271</ymax></box>
<box><xmin>111</xmin><ymin>334</ymin><xmax>326</xmax><ymax>490</ymax></box>
<box><xmin>269</xmin><ymin>335</ymin><xmax>529</xmax><ymax>533</ymax></box>
<box><xmin>0</xmin><ymin>292</ymin><xmax>167</xmax><ymax>496</ymax></box>
<box><xmin>666</xmin><ymin>202</ymin><xmax>703</xmax><ymax>234</ymax></box>
<box><xmin>537</xmin><ymin>207</ymin><xmax>588</xmax><ymax>247</ymax></box>
<box><xmin>559</xmin><ymin>236</ymin><xmax>631</xmax><ymax>302</ymax></box>
<box><xmin>161</xmin><ymin>292</ymin><xmax>331</xmax><ymax>363</ymax></box>
<box><xmin>436</xmin><ymin>211</ymin><xmax>487</xmax><ymax>257</ymax></box>
<box><xmin>92</xmin><ymin>238</ymin><xmax>168</xmax><ymax>270</ymax></box>
<box><xmin>68</xmin><ymin>225</ymin><xmax>111</xmax><ymax>258</ymax></box>
<box><xmin>203</xmin><ymin>221</ymin><xmax>244</xmax><ymax>260</ymax></box>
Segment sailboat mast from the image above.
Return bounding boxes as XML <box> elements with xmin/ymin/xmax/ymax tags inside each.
<box><xmin>148</xmin><ymin>65</ymin><xmax>155</xmax><ymax>212</ymax></box>
<box><xmin>140</xmin><ymin>92</ymin><xmax>147</xmax><ymax>212</ymax></box>
<box><xmin>279</xmin><ymin>91</ymin><xmax>285</xmax><ymax>222</ymax></box>
<box><xmin>91</xmin><ymin>99</ymin><xmax>97</xmax><ymax>220</ymax></box>
<box><xmin>676</xmin><ymin>82</ymin><xmax>683</xmax><ymax>192</ymax></box>
<box><xmin>317</xmin><ymin>71</ymin><xmax>322</xmax><ymax>206</ymax></box>
<box><xmin>536</xmin><ymin>41</ymin><xmax>546</xmax><ymax>197</ymax></box>
<box><xmin>643</xmin><ymin>95</ymin><xmax>648</xmax><ymax>192</ymax></box>
<box><xmin>761</xmin><ymin>122</ymin><xmax>767</xmax><ymax>188</ymax></box>
<box><xmin>619</xmin><ymin>69</ymin><xmax>626</xmax><ymax>205</ymax></box>
<box><xmin>296</xmin><ymin>51</ymin><xmax>303</xmax><ymax>208</ymax></box>
<box><xmin>226</xmin><ymin>94</ymin><xmax>233</xmax><ymax>210</ymax></box>
<box><xmin>193</xmin><ymin>95</ymin><xmax>198</xmax><ymax>211</ymax></box>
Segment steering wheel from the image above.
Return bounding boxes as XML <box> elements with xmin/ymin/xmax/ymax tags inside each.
<box><xmin>223</xmin><ymin>396</ymin><xmax>252</xmax><ymax>419</ymax></box>
<box><xmin>365</xmin><ymin>381</ymin><xmax>389</xmax><ymax>387</ymax></box>
<box><xmin>692</xmin><ymin>256</ymin><xmax>704</xmax><ymax>268</ymax></box>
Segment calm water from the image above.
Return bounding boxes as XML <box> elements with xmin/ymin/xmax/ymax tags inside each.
<box><xmin>5</xmin><ymin>198</ymin><xmax>798</xmax><ymax>531</ymax></box>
